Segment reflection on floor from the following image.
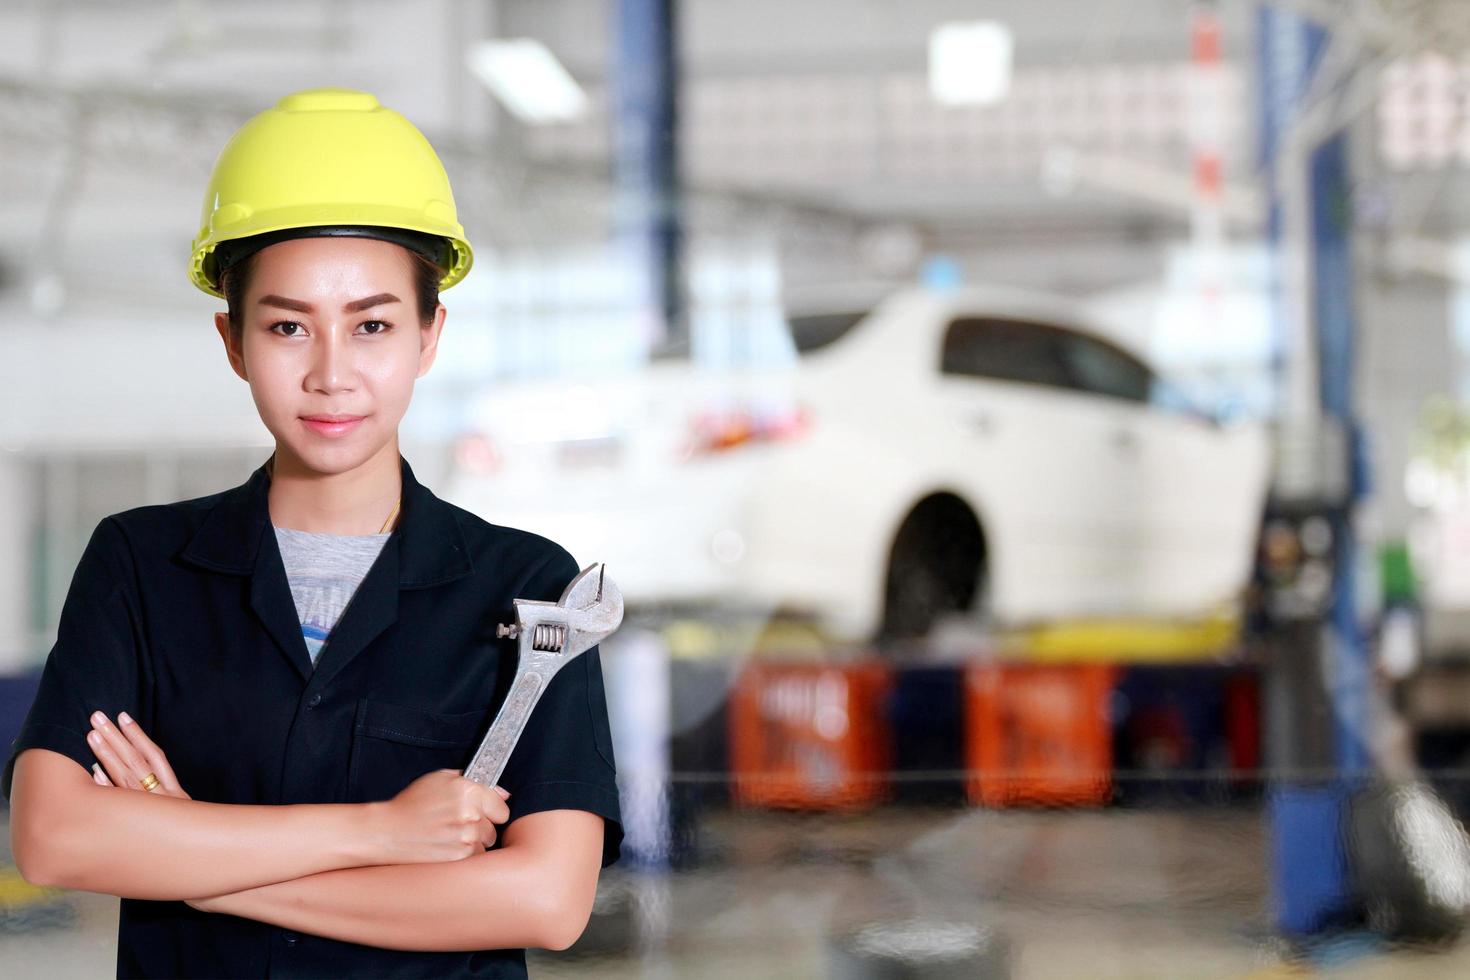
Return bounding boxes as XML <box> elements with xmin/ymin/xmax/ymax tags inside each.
<box><xmin>6</xmin><ymin>805</ymin><xmax>1470</xmax><ymax>978</ymax></box>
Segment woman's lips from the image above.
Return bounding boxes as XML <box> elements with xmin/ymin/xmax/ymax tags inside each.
<box><xmin>301</xmin><ymin>415</ymin><xmax>365</xmax><ymax>438</ymax></box>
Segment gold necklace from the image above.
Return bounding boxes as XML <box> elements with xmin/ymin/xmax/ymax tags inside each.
<box><xmin>378</xmin><ymin>496</ymin><xmax>401</xmax><ymax>534</ymax></box>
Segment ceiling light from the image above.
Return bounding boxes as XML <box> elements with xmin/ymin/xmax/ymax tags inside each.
<box><xmin>929</xmin><ymin>21</ymin><xmax>1013</xmax><ymax>106</ymax></box>
<box><xmin>466</xmin><ymin>38</ymin><xmax>588</xmax><ymax>124</ymax></box>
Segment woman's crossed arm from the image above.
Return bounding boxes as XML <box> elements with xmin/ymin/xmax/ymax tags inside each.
<box><xmin>10</xmin><ymin>748</ymin><xmax>384</xmax><ymax>899</ymax></box>
<box><xmin>9</xmin><ymin>714</ymin><xmax>507</xmax><ymax>903</ymax></box>
<box><xmin>17</xmin><ymin>709</ymin><xmax>604</xmax><ymax>951</ymax></box>
<box><xmin>194</xmin><ymin>809</ymin><xmax>605</xmax><ymax>952</ymax></box>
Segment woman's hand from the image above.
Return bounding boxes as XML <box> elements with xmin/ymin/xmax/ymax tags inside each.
<box><xmin>88</xmin><ymin>711</ymin><xmax>219</xmax><ymax>911</ymax></box>
<box><xmin>370</xmin><ymin>769</ymin><xmax>511</xmax><ymax>865</ymax></box>
<box><xmin>87</xmin><ymin>710</ymin><xmax>192</xmax><ymax>800</ymax></box>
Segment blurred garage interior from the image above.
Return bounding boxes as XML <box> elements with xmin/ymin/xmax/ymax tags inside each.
<box><xmin>6</xmin><ymin>0</ymin><xmax>1470</xmax><ymax>977</ymax></box>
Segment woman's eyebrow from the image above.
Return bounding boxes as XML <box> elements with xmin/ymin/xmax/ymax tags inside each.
<box><xmin>344</xmin><ymin>292</ymin><xmax>401</xmax><ymax>312</ymax></box>
<box><xmin>257</xmin><ymin>293</ymin><xmax>402</xmax><ymax>314</ymax></box>
<box><xmin>258</xmin><ymin>294</ymin><xmax>311</xmax><ymax>313</ymax></box>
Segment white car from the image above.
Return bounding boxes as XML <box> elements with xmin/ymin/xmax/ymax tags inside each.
<box><xmin>444</xmin><ymin>285</ymin><xmax>1271</xmax><ymax>643</ymax></box>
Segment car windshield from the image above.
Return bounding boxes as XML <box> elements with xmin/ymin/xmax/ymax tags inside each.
<box><xmin>787</xmin><ymin>311</ymin><xmax>869</xmax><ymax>354</ymax></box>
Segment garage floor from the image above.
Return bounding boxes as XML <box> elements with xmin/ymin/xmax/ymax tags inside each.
<box><xmin>8</xmin><ymin>804</ymin><xmax>1470</xmax><ymax>979</ymax></box>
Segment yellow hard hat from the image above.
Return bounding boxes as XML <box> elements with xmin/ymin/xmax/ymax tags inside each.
<box><xmin>188</xmin><ymin>87</ymin><xmax>473</xmax><ymax>298</ymax></box>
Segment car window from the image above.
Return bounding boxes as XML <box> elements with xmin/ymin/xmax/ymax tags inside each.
<box><xmin>788</xmin><ymin>311</ymin><xmax>869</xmax><ymax>354</ymax></box>
<box><xmin>1056</xmin><ymin>332</ymin><xmax>1152</xmax><ymax>403</ymax></box>
<box><xmin>1149</xmin><ymin>375</ymin><xmax>1218</xmax><ymax>421</ymax></box>
<box><xmin>939</xmin><ymin>318</ymin><xmax>1073</xmax><ymax>390</ymax></box>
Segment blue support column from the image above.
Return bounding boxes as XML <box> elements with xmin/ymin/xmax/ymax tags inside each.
<box><xmin>613</xmin><ymin>0</ymin><xmax>686</xmax><ymax>359</ymax></box>
<box><xmin>611</xmin><ymin>0</ymin><xmax>678</xmax><ymax>887</ymax></box>
<box><xmin>1313</xmin><ymin>129</ymin><xmax>1372</xmax><ymax>778</ymax></box>
<box><xmin>1257</xmin><ymin>4</ymin><xmax>1373</xmax><ymax>938</ymax></box>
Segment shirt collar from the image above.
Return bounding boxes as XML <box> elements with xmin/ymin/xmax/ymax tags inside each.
<box><xmin>180</xmin><ymin>451</ymin><xmax>474</xmax><ymax>589</ymax></box>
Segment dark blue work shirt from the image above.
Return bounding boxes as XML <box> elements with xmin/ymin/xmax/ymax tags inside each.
<box><xmin>2</xmin><ymin>453</ymin><xmax>623</xmax><ymax>978</ymax></box>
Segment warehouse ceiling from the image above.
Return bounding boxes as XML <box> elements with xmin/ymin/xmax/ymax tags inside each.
<box><xmin>0</xmin><ymin>0</ymin><xmax>1467</xmax><ymax>304</ymax></box>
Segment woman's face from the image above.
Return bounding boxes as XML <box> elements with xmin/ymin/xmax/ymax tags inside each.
<box><xmin>212</xmin><ymin>235</ymin><xmax>446</xmax><ymax>476</ymax></box>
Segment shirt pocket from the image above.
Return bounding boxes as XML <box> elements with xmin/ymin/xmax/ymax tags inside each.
<box><xmin>346</xmin><ymin>698</ymin><xmax>490</xmax><ymax>803</ymax></box>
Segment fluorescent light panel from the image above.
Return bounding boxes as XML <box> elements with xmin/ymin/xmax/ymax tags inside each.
<box><xmin>467</xmin><ymin>38</ymin><xmax>588</xmax><ymax>124</ymax></box>
<box><xmin>929</xmin><ymin>21</ymin><xmax>1013</xmax><ymax>106</ymax></box>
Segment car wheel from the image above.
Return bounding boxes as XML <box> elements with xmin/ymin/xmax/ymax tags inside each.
<box><xmin>883</xmin><ymin>561</ymin><xmax>950</xmax><ymax>639</ymax></box>
<box><xmin>878</xmin><ymin>495</ymin><xmax>986</xmax><ymax>647</ymax></box>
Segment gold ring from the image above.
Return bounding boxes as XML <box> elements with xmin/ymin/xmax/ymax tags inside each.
<box><xmin>139</xmin><ymin>772</ymin><xmax>160</xmax><ymax>792</ymax></box>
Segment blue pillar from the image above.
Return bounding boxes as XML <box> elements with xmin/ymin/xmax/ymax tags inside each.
<box><xmin>1313</xmin><ymin>129</ymin><xmax>1372</xmax><ymax>778</ymax></box>
<box><xmin>613</xmin><ymin>0</ymin><xmax>685</xmax><ymax>358</ymax></box>
<box><xmin>1257</xmin><ymin>4</ymin><xmax>1372</xmax><ymax>937</ymax></box>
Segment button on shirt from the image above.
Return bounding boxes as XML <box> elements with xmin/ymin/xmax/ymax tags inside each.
<box><xmin>2</xmin><ymin>453</ymin><xmax>624</xmax><ymax>979</ymax></box>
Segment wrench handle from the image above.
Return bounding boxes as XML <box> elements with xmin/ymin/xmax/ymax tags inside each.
<box><xmin>462</xmin><ymin>670</ymin><xmax>550</xmax><ymax>789</ymax></box>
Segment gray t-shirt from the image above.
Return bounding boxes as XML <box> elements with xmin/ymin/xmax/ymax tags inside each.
<box><xmin>273</xmin><ymin>525</ymin><xmax>392</xmax><ymax>666</ymax></box>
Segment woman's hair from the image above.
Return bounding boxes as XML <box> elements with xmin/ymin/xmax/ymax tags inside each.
<box><xmin>219</xmin><ymin>243</ymin><xmax>444</xmax><ymax>343</ymax></box>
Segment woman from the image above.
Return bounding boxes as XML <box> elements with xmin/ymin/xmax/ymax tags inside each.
<box><xmin>4</xmin><ymin>88</ymin><xmax>622</xmax><ymax>978</ymax></box>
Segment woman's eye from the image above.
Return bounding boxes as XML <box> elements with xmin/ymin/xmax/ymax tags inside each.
<box><xmin>266</xmin><ymin>321</ymin><xmax>390</xmax><ymax>337</ymax></box>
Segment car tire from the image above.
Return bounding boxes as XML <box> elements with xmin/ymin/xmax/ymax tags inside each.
<box><xmin>883</xmin><ymin>561</ymin><xmax>949</xmax><ymax>639</ymax></box>
<box><xmin>878</xmin><ymin>498</ymin><xmax>986</xmax><ymax>647</ymax></box>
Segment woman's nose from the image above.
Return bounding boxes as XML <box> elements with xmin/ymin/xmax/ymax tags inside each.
<box><xmin>306</xmin><ymin>326</ymin><xmax>354</xmax><ymax>393</ymax></box>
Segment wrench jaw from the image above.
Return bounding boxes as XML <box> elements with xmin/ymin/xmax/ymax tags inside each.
<box><xmin>561</xmin><ymin>562</ymin><xmax>623</xmax><ymax>655</ymax></box>
<box><xmin>498</xmin><ymin>562</ymin><xmax>624</xmax><ymax>661</ymax></box>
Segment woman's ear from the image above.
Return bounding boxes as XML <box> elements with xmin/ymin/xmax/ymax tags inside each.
<box><xmin>213</xmin><ymin>312</ymin><xmax>249</xmax><ymax>382</ymax></box>
<box><xmin>416</xmin><ymin>303</ymin><xmax>447</xmax><ymax>379</ymax></box>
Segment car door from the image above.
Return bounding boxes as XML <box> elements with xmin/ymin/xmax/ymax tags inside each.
<box><xmin>1137</xmin><ymin>376</ymin><xmax>1271</xmax><ymax>617</ymax></box>
<box><xmin>934</xmin><ymin>317</ymin><xmax>1130</xmax><ymax>618</ymax></box>
<box><xmin>1050</xmin><ymin>329</ymin><xmax>1155</xmax><ymax>611</ymax></box>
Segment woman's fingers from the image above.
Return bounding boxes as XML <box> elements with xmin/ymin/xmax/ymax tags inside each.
<box><xmin>480</xmin><ymin>785</ymin><xmax>511</xmax><ymax>825</ymax></box>
<box><xmin>87</xmin><ymin>710</ymin><xmax>191</xmax><ymax>799</ymax></box>
<box><xmin>114</xmin><ymin>711</ymin><xmax>190</xmax><ymax>799</ymax></box>
<box><xmin>89</xmin><ymin>711</ymin><xmax>148</xmax><ymax>777</ymax></box>
<box><xmin>92</xmin><ymin>762</ymin><xmax>113</xmax><ymax>786</ymax></box>
<box><xmin>88</xmin><ymin>721</ymin><xmax>143</xmax><ymax>789</ymax></box>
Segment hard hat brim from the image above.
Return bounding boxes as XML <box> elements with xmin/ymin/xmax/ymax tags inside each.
<box><xmin>190</xmin><ymin>206</ymin><xmax>473</xmax><ymax>299</ymax></box>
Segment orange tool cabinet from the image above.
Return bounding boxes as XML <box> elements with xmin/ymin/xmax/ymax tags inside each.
<box><xmin>729</xmin><ymin>660</ymin><xmax>891</xmax><ymax>809</ymax></box>
<box><xmin>965</xmin><ymin>661</ymin><xmax>1120</xmax><ymax>807</ymax></box>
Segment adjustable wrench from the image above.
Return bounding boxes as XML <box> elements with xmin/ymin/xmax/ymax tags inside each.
<box><xmin>461</xmin><ymin>562</ymin><xmax>624</xmax><ymax>789</ymax></box>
